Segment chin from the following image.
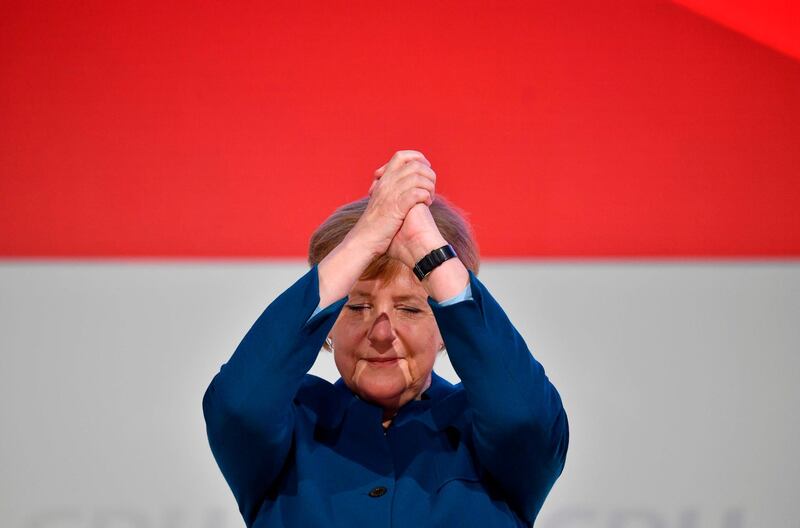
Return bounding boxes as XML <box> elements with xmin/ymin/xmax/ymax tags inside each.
<box><xmin>355</xmin><ymin>371</ymin><xmax>407</xmax><ymax>404</ymax></box>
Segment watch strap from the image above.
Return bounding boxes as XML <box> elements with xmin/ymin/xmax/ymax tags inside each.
<box><xmin>413</xmin><ymin>244</ymin><xmax>457</xmax><ymax>281</ymax></box>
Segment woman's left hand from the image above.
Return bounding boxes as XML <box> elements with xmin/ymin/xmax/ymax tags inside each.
<box><xmin>387</xmin><ymin>202</ymin><xmax>448</xmax><ymax>269</ymax></box>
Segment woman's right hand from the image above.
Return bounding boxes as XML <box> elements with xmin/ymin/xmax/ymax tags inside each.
<box><xmin>349</xmin><ymin>150</ymin><xmax>436</xmax><ymax>258</ymax></box>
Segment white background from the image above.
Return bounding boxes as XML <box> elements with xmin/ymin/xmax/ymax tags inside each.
<box><xmin>1</xmin><ymin>261</ymin><xmax>798</xmax><ymax>527</ymax></box>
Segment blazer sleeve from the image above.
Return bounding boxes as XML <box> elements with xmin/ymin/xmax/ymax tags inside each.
<box><xmin>427</xmin><ymin>269</ymin><xmax>569</xmax><ymax>525</ymax></box>
<box><xmin>201</xmin><ymin>264</ymin><xmax>348</xmax><ymax>527</ymax></box>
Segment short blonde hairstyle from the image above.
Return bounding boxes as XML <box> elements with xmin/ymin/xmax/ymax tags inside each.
<box><xmin>308</xmin><ymin>194</ymin><xmax>480</xmax><ymax>284</ymax></box>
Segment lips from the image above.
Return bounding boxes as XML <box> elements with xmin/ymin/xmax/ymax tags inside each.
<box><xmin>364</xmin><ymin>357</ymin><xmax>402</xmax><ymax>366</ymax></box>
<box><xmin>365</xmin><ymin>357</ymin><xmax>401</xmax><ymax>362</ymax></box>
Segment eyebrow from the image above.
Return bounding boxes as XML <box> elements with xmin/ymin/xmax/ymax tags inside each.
<box><xmin>349</xmin><ymin>290</ymin><xmax>425</xmax><ymax>303</ymax></box>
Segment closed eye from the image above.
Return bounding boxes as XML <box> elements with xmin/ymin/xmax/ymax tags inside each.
<box><xmin>346</xmin><ymin>305</ymin><xmax>421</xmax><ymax>313</ymax></box>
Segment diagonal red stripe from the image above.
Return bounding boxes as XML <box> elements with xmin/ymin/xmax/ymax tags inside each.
<box><xmin>673</xmin><ymin>0</ymin><xmax>800</xmax><ymax>62</ymax></box>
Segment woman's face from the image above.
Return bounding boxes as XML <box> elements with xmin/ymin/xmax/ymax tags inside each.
<box><xmin>329</xmin><ymin>266</ymin><xmax>443</xmax><ymax>410</ymax></box>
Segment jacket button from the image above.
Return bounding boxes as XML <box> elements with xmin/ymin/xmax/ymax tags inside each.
<box><xmin>368</xmin><ymin>486</ymin><xmax>387</xmax><ymax>497</ymax></box>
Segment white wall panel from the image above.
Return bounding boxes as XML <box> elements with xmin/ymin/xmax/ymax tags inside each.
<box><xmin>1</xmin><ymin>261</ymin><xmax>797</xmax><ymax>527</ymax></box>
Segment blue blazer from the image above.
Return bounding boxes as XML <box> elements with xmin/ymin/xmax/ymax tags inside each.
<box><xmin>202</xmin><ymin>264</ymin><xmax>568</xmax><ymax>527</ymax></box>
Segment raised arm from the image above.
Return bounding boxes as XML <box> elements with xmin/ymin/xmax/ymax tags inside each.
<box><xmin>201</xmin><ymin>264</ymin><xmax>346</xmax><ymax>526</ymax></box>
<box><xmin>430</xmin><ymin>268</ymin><xmax>568</xmax><ymax>524</ymax></box>
<box><xmin>399</xmin><ymin>207</ymin><xmax>568</xmax><ymax>525</ymax></box>
<box><xmin>318</xmin><ymin>150</ymin><xmax>437</xmax><ymax>309</ymax></box>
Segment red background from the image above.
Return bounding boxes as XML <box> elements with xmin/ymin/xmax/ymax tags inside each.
<box><xmin>2</xmin><ymin>0</ymin><xmax>798</xmax><ymax>259</ymax></box>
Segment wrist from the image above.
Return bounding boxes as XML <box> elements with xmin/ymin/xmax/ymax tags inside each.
<box><xmin>317</xmin><ymin>235</ymin><xmax>374</xmax><ymax>305</ymax></box>
<box><xmin>408</xmin><ymin>234</ymin><xmax>449</xmax><ymax>266</ymax></box>
<box><xmin>421</xmin><ymin>257</ymin><xmax>469</xmax><ymax>302</ymax></box>
<box><xmin>345</xmin><ymin>223</ymin><xmax>385</xmax><ymax>261</ymax></box>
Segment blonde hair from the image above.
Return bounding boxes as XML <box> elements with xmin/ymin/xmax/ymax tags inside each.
<box><xmin>308</xmin><ymin>194</ymin><xmax>480</xmax><ymax>282</ymax></box>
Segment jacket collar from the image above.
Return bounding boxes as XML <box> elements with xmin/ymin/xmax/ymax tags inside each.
<box><xmin>327</xmin><ymin>370</ymin><xmax>463</xmax><ymax>431</ymax></box>
<box><xmin>333</xmin><ymin>369</ymin><xmax>455</xmax><ymax>401</ymax></box>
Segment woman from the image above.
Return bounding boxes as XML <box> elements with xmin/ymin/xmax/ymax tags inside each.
<box><xmin>202</xmin><ymin>150</ymin><xmax>569</xmax><ymax>527</ymax></box>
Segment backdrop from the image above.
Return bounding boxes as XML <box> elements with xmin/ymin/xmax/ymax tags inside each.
<box><xmin>1</xmin><ymin>1</ymin><xmax>798</xmax><ymax>527</ymax></box>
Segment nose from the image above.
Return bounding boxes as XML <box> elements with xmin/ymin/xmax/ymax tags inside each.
<box><xmin>367</xmin><ymin>313</ymin><xmax>397</xmax><ymax>350</ymax></box>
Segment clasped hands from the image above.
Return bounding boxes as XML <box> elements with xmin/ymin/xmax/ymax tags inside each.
<box><xmin>352</xmin><ymin>150</ymin><xmax>448</xmax><ymax>271</ymax></box>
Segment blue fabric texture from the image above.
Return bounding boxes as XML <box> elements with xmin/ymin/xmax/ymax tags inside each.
<box><xmin>202</xmin><ymin>264</ymin><xmax>568</xmax><ymax>527</ymax></box>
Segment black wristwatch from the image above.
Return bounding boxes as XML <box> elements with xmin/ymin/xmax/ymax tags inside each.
<box><xmin>413</xmin><ymin>244</ymin><xmax>458</xmax><ymax>281</ymax></box>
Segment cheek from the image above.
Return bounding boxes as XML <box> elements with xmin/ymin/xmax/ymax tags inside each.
<box><xmin>330</xmin><ymin>315</ymin><xmax>364</xmax><ymax>346</ymax></box>
<box><xmin>330</xmin><ymin>319</ymin><xmax>368</xmax><ymax>376</ymax></box>
<box><xmin>332</xmin><ymin>347</ymin><xmax>362</xmax><ymax>386</ymax></box>
<box><xmin>412</xmin><ymin>317</ymin><xmax>440</xmax><ymax>344</ymax></box>
<box><xmin>401</xmin><ymin>321</ymin><xmax>441</xmax><ymax>366</ymax></box>
<box><xmin>335</xmin><ymin>312</ymin><xmax>372</xmax><ymax>336</ymax></box>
